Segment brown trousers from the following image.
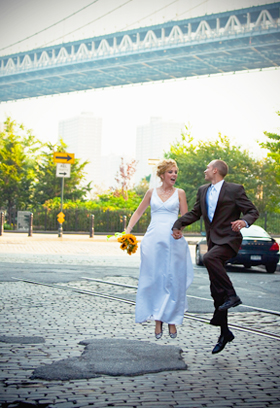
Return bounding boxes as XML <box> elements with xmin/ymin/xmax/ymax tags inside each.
<box><xmin>203</xmin><ymin>242</ymin><xmax>237</xmax><ymax>327</ymax></box>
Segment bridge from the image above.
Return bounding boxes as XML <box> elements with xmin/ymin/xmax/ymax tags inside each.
<box><xmin>0</xmin><ymin>2</ymin><xmax>280</xmax><ymax>102</ymax></box>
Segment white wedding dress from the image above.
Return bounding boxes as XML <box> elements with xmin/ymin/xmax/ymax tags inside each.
<box><xmin>135</xmin><ymin>188</ymin><xmax>194</xmax><ymax>325</ymax></box>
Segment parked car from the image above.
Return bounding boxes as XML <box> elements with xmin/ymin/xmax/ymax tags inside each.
<box><xmin>195</xmin><ymin>225</ymin><xmax>279</xmax><ymax>273</ymax></box>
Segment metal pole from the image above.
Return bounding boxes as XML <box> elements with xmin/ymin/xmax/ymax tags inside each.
<box><xmin>28</xmin><ymin>213</ymin><xmax>33</xmax><ymax>237</ymax></box>
<box><xmin>90</xmin><ymin>214</ymin><xmax>94</xmax><ymax>238</ymax></box>
<box><xmin>58</xmin><ymin>177</ymin><xmax>64</xmax><ymax>238</ymax></box>
<box><xmin>123</xmin><ymin>215</ymin><xmax>127</xmax><ymax>231</ymax></box>
<box><xmin>45</xmin><ymin>207</ymin><xmax>47</xmax><ymax>231</ymax></box>
<box><xmin>264</xmin><ymin>211</ymin><xmax>267</xmax><ymax>231</ymax></box>
<box><xmin>0</xmin><ymin>212</ymin><xmax>4</xmax><ymax>236</ymax></box>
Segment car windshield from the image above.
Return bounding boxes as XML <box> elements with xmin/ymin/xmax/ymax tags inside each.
<box><xmin>241</xmin><ymin>225</ymin><xmax>271</xmax><ymax>238</ymax></box>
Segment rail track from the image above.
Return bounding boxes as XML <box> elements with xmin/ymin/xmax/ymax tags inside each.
<box><xmin>12</xmin><ymin>276</ymin><xmax>280</xmax><ymax>342</ymax></box>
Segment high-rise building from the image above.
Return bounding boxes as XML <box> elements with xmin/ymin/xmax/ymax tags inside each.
<box><xmin>135</xmin><ymin>117</ymin><xmax>185</xmax><ymax>183</ymax></box>
<box><xmin>58</xmin><ymin>112</ymin><xmax>102</xmax><ymax>188</ymax></box>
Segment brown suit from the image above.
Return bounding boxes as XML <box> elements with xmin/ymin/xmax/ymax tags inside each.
<box><xmin>173</xmin><ymin>181</ymin><xmax>259</xmax><ymax>326</ymax></box>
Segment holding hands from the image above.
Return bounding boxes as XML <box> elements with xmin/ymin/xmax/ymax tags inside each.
<box><xmin>172</xmin><ymin>228</ymin><xmax>183</xmax><ymax>240</ymax></box>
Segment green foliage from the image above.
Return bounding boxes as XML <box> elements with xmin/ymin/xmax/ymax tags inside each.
<box><xmin>34</xmin><ymin>139</ymin><xmax>91</xmax><ymax>205</ymax></box>
<box><xmin>38</xmin><ymin>190</ymin><xmax>146</xmax><ymax>233</ymax></box>
<box><xmin>166</xmin><ymin>127</ymin><xmax>261</xmax><ymax>209</ymax></box>
<box><xmin>259</xmin><ymin>111</ymin><xmax>280</xmax><ymax>213</ymax></box>
<box><xmin>42</xmin><ymin>190</ymin><xmax>142</xmax><ymax>211</ymax></box>
<box><xmin>134</xmin><ymin>178</ymin><xmax>150</xmax><ymax>198</ymax></box>
<box><xmin>0</xmin><ymin>117</ymin><xmax>42</xmax><ymax>220</ymax></box>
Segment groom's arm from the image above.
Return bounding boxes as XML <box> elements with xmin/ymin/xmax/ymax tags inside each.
<box><xmin>236</xmin><ymin>185</ymin><xmax>259</xmax><ymax>226</ymax></box>
<box><xmin>172</xmin><ymin>188</ymin><xmax>203</xmax><ymax>231</ymax></box>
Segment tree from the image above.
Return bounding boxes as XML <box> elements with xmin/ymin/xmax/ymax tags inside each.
<box><xmin>114</xmin><ymin>157</ymin><xmax>137</xmax><ymax>200</ymax></box>
<box><xmin>259</xmin><ymin>111</ymin><xmax>280</xmax><ymax>212</ymax></box>
<box><xmin>166</xmin><ymin>127</ymin><xmax>262</xmax><ymax>209</ymax></box>
<box><xmin>0</xmin><ymin>117</ymin><xmax>42</xmax><ymax>222</ymax></box>
<box><xmin>134</xmin><ymin>178</ymin><xmax>150</xmax><ymax>198</ymax></box>
<box><xmin>34</xmin><ymin>139</ymin><xmax>92</xmax><ymax>205</ymax></box>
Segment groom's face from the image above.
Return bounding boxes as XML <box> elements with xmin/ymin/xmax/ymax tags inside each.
<box><xmin>204</xmin><ymin>162</ymin><xmax>216</xmax><ymax>182</ymax></box>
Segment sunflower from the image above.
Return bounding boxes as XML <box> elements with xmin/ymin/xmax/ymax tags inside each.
<box><xmin>127</xmin><ymin>235</ymin><xmax>137</xmax><ymax>244</ymax></box>
<box><xmin>120</xmin><ymin>242</ymin><xmax>127</xmax><ymax>250</ymax></box>
<box><xmin>131</xmin><ymin>244</ymin><xmax>138</xmax><ymax>253</ymax></box>
<box><xmin>117</xmin><ymin>235</ymin><xmax>127</xmax><ymax>243</ymax></box>
<box><xmin>108</xmin><ymin>232</ymin><xmax>138</xmax><ymax>255</ymax></box>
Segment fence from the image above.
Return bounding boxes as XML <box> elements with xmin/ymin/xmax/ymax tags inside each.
<box><xmin>3</xmin><ymin>208</ymin><xmax>280</xmax><ymax>235</ymax></box>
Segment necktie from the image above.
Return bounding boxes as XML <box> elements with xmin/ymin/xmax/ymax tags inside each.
<box><xmin>208</xmin><ymin>185</ymin><xmax>217</xmax><ymax>222</ymax></box>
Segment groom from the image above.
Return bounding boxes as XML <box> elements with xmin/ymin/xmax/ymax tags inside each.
<box><xmin>172</xmin><ymin>160</ymin><xmax>259</xmax><ymax>354</ymax></box>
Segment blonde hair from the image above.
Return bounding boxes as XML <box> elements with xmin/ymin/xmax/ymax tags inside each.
<box><xmin>156</xmin><ymin>159</ymin><xmax>178</xmax><ymax>179</ymax></box>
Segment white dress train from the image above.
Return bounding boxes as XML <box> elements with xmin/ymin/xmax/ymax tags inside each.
<box><xmin>135</xmin><ymin>188</ymin><xmax>194</xmax><ymax>325</ymax></box>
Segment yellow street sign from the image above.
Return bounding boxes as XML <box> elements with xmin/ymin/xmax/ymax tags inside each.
<box><xmin>54</xmin><ymin>152</ymin><xmax>75</xmax><ymax>164</ymax></box>
<box><xmin>57</xmin><ymin>212</ymin><xmax>65</xmax><ymax>224</ymax></box>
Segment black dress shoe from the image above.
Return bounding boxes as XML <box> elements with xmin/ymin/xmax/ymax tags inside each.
<box><xmin>212</xmin><ymin>331</ymin><xmax>234</xmax><ymax>354</ymax></box>
<box><xmin>218</xmin><ymin>296</ymin><xmax>242</xmax><ymax>311</ymax></box>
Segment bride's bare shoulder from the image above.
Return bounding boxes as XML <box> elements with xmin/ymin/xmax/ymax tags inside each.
<box><xmin>144</xmin><ymin>188</ymin><xmax>154</xmax><ymax>198</ymax></box>
<box><xmin>177</xmin><ymin>188</ymin><xmax>186</xmax><ymax>196</ymax></box>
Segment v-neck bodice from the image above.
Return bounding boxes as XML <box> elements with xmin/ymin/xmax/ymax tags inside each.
<box><xmin>151</xmin><ymin>188</ymin><xmax>179</xmax><ymax>218</ymax></box>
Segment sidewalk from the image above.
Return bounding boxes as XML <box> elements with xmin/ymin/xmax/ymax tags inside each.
<box><xmin>0</xmin><ymin>234</ymin><xmax>280</xmax><ymax>408</ymax></box>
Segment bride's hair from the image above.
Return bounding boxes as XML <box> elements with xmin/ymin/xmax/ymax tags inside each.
<box><xmin>156</xmin><ymin>159</ymin><xmax>178</xmax><ymax>178</ymax></box>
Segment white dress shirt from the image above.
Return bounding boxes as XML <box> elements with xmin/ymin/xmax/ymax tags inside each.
<box><xmin>206</xmin><ymin>180</ymin><xmax>224</xmax><ymax>222</ymax></box>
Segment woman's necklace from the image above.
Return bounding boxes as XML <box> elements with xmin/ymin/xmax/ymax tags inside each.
<box><xmin>159</xmin><ymin>186</ymin><xmax>174</xmax><ymax>198</ymax></box>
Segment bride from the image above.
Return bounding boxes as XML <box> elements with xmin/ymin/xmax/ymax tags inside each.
<box><xmin>126</xmin><ymin>159</ymin><xmax>193</xmax><ymax>339</ymax></box>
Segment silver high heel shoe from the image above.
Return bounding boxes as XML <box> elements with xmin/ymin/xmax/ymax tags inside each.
<box><xmin>155</xmin><ymin>322</ymin><xmax>163</xmax><ymax>339</ymax></box>
<box><xmin>168</xmin><ymin>324</ymin><xmax>177</xmax><ymax>339</ymax></box>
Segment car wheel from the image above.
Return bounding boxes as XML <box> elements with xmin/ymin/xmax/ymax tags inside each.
<box><xmin>265</xmin><ymin>263</ymin><xmax>277</xmax><ymax>273</ymax></box>
<box><xmin>195</xmin><ymin>245</ymin><xmax>204</xmax><ymax>266</ymax></box>
<box><xmin>243</xmin><ymin>263</ymin><xmax>251</xmax><ymax>269</ymax></box>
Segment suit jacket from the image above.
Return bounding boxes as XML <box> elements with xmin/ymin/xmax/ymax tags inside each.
<box><xmin>173</xmin><ymin>181</ymin><xmax>259</xmax><ymax>254</ymax></box>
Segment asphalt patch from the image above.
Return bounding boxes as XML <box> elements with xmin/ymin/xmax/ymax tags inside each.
<box><xmin>0</xmin><ymin>336</ymin><xmax>45</xmax><ymax>344</ymax></box>
<box><xmin>31</xmin><ymin>338</ymin><xmax>187</xmax><ymax>380</ymax></box>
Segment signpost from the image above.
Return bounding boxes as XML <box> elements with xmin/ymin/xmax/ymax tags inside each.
<box><xmin>54</xmin><ymin>152</ymin><xmax>75</xmax><ymax>237</ymax></box>
<box><xmin>53</xmin><ymin>152</ymin><xmax>75</xmax><ymax>164</ymax></box>
<box><xmin>56</xmin><ymin>163</ymin><xmax>71</xmax><ymax>178</ymax></box>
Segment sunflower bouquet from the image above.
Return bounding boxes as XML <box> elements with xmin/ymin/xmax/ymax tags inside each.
<box><xmin>107</xmin><ymin>231</ymin><xmax>138</xmax><ymax>255</ymax></box>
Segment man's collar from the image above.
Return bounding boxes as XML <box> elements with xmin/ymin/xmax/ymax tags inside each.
<box><xmin>212</xmin><ymin>179</ymin><xmax>224</xmax><ymax>192</ymax></box>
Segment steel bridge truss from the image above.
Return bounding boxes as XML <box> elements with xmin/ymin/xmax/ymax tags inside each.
<box><xmin>0</xmin><ymin>2</ymin><xmax>280</xmax><ymax>101</ymax></box>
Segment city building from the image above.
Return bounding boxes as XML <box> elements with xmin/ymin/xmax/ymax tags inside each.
<box><xmin>135</xmin><ymin>117</ymin><xmax>185</xmax><ymax>183</ymax></box>
<box><xmin>58</xmin><ymin>112</ymin><xmax>102</xmax><ymax>189</ymax></box>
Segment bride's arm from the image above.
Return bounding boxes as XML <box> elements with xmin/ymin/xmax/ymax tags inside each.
<box><xmin>126</xmin><ymin>189</ymin><xmax>153</xmax><ymax>233</ymax></box>
<box><xmin>178</xmin><ymin>189</ymin><xmax>188</xmax><ymax>216</ymax></box>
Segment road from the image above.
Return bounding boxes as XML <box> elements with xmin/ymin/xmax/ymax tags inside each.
<box><xmin>0</xmin><ymin>244</ymin><xmax>280</xmax><ymax>313</ymax></box>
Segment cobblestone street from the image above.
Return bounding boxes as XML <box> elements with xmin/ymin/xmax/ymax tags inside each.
<box><xmin>0</xmin><ymin>233</ymin><xmax>279</xmax><ymax>407</ymax></box>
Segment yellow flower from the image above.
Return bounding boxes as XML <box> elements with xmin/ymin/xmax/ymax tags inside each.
<box><xmin>132</xmin><ymin>244</ymin><xmax>138</xmax><ymax>253</ymax></box>
<box><xmin>108</xmin><ymin>232</ymin><xmax>138</xmax><ymax>255</ymax></box>
<box><xmin>117</xmin><ymin>235</ymin><xmax>127</xmax><ymax>243</ymax></box>
<box><xmin>120</xmin><ymin>242</ymin><xmax>127</xmax><ymax>250</ymax></box>
<box><xmin>127</xmin><ymin>235</ymin><xmax>137</xmax><ymax>244</ymax></box>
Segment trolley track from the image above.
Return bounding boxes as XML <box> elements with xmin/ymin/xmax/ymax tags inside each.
<box><xmin>12</xmin><ymin>276</ymin><xmax>280</xmax><ymax>342</ymax></box>
<box><xmin>82</xmin><ymin>277</ymin><xmax>280</xmax><ymax>316</ymax></box>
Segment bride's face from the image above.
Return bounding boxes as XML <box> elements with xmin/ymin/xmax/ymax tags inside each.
<box><xmin>162</xmin><ymin>166</ymin><xmax>178</xmax><ymax>186</ymax></box>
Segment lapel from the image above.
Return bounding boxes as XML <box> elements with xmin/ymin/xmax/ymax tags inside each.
<box><xmin>211</xmin><ymin>181</ymin><xmax>227</xmax><ymax>223</ymax></box>
<box><xmin>202</xmin><ymin>183</ymin><xmax>211</xmax><ymax>221</ymax></box>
